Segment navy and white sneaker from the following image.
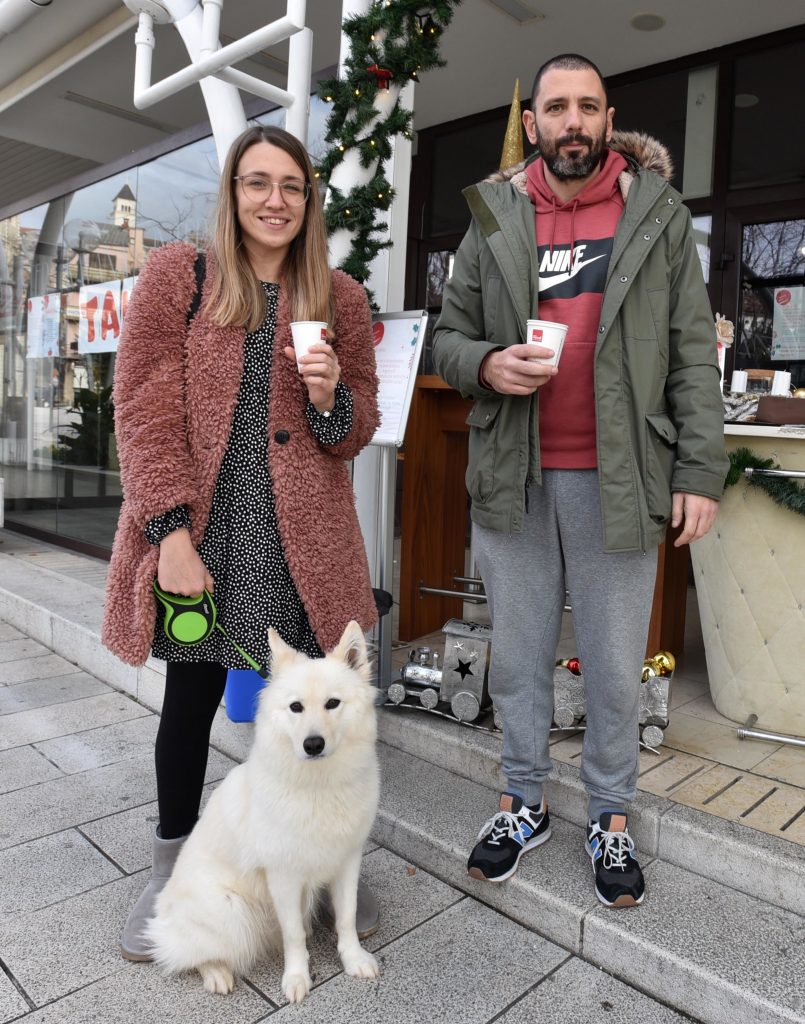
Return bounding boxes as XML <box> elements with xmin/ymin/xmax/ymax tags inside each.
<box><xmin>586</xmin><ymin>811</ymin><xmax>645</xmax><ymax>907</ymax></box>
<box><xmin>467</xmin><ymin>793</ymin><xmax>551</xmax><ymax>882</ymax></box>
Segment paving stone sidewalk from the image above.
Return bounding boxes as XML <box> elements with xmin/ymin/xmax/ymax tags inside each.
<box><xmin>0</xmin><ymin>617</ymin><xmax>698</xmax><ymax>1024</ymax></box>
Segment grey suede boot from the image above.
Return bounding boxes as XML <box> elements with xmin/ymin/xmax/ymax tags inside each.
<box><xmin>320</xmin><ymin>878</ymin><xmax>380</xmax><ymax>940</ymax></box>
<box><xmin>120</xmin><ymin>828</ymin><xmax>186</xmax><ymax>962</ymax></box>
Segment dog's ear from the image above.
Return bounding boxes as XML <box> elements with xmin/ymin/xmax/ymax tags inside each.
<box><xmin>332</xmin><ymin>620</ymin><xmax>370</xmax><ymax>681</ymax></box>
<box><xmin>267</xmin><ymin>627</ymin><xmax>298</xmax><ymax>671</ymax></box>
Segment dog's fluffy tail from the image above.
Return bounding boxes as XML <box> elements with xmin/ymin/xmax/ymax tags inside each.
<box><xmin>144</xmin><ymin>889</ymin><xmax>273</xmax><ymax>977</ymax></box>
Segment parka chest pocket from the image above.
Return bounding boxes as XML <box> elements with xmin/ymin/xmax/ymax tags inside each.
<box><xmin>466</xmin><ymin>396</ymin><xmax>503</xmax><ymax>503</ymax></box>
<box><xmin>645</xmin><ymin>411</ymin><xmax>678</xmax><ymax>523</ymax></box>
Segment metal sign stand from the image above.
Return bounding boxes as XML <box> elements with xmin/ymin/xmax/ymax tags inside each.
<box><xmin>362</xmin><ymin>309</ymin><xmax>428</xmax><ymax>690</ymax></box>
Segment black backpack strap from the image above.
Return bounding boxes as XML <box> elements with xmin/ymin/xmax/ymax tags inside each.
<box><xmin>187</xmin><ymin>251</ymin><xmax>206</xmax><ymax>325</ymax></box>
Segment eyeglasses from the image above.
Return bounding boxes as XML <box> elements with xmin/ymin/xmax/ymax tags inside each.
<box><xmin>234</xmin><ymin>175</ymin><xmax>310</xmax><ymax>206</ymax></box>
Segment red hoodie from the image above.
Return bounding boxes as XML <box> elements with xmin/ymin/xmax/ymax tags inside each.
<box><xmin>525</xmin><ymin>149</ymin><xmax>628</xmax><ymax>468</ymax></box>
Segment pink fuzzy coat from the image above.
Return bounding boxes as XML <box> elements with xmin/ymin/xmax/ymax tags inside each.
<box><xmin>102</xmin><ymin>242</ymin><xmax>380</xmax><ymax>666</ymax></box>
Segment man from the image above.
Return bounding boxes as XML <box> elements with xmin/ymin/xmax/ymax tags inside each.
<box><xmin>432</xmin><ymin>54</ymin><xmax>727</xmax><ymax>907</ymax></box>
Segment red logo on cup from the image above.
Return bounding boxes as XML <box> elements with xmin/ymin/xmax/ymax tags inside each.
<box><xmin>372</xmin><ymin>321</ymin><xmax>384</xmax><ymax>347</ymax></box>
<box><xmin>531</xmin><ymin>328</ymin><xmax>543</xmax><ymax>343</ymax></box>
<box><xmin>777</xmin><ymin>290</ymin><xmax>792</xmax><ymax>306</ymax></box>
<box><xmin>320</xmin><ymin>327</ymin><xmax>327</xmax><ymax>340</ymax></box>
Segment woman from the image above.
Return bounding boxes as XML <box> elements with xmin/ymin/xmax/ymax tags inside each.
<box><xmin>101</xmin><ymin>125</ymin><xmax>380</xmax><ymax>961</ymax></box>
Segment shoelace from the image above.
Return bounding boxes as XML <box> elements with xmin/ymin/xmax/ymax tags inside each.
<box><xmin>477</xmin><ymin>809</ymin><xmax>538</xmax><ymax>846</ymax></box>
<box><xmin>594</xmin><ymin>826</ymin><xmax>635</xmax><ymax>870</ymax></box>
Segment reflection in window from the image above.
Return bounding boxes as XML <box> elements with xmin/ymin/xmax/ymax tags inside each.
<box><xmin>741</xmin><ymin>221</ymin><xmax>805</xmax><ymax>281</ymax></box>
<box><xmin>692</xmin><ymin>215</ymin><xmax>712</xmax><ymax>283</ymax></box>
<box><xmin>426</xmin><ymin>250</ymin><xmax>455</xmax><ymax>308</ymax></box>
<box><xmin>136</xmin><ymin>134</ymin><xmax>219</xmax><ymax>251</ymax></box>
<box><xmin>736</xmin><ymin>220</ymin><xmax>805</xmax><ymax>384</ymax></box>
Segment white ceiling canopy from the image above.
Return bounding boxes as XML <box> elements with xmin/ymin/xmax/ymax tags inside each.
<box><xmin>0</xmin><ymin>0</ymin><xmax>803</xmax><ymax>212</ymax></box>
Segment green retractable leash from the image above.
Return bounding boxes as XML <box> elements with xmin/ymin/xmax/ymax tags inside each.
<box><xmin>153</xmin><ymin>582</ymin><xmax>269</xmax><ymax>679</ymax></box>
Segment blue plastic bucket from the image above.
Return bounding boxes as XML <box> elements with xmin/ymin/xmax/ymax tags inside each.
<box><xmin>224</xmin><ymin>669</ymin><xmax>266</xmax><ymax>723</ymax></box>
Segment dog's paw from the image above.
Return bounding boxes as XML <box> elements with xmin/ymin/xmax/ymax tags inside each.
<box><xmin>282</xmin><ymin>970</ymin><xmax>312</xmax><ymax>1003</ymax></box>
<box><xmin>342</xmin><ymin>948</ymin><xmax>380</xmax><ymax>980</ymax></box>
<box><xmin>199</xmin><ymin>962</ymin><xmax>235</xmax><ymax>995</ymax></box>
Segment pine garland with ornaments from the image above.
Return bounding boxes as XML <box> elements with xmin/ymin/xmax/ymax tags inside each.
<box><xmin>726</xmin><ymin>446</ymin><xmax>805</xmax><ymax>519</ymax></box>
<box><xmin>315</xmin><ymin>0</ymin><xmax>461</xmax><ymax>291</ymax></box>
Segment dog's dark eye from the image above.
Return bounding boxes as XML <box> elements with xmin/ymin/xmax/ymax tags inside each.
<box><xmin>289</xmin><ymin>701</ymin><xmax>304</xmax><ymax>713</ymax></box>
<box><xmin>325</xmin><ymin>698</ymin><xmax>341</xmax><ymax>710</ymax></box>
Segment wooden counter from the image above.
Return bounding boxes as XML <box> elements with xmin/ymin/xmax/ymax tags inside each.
<box><xmin>398</xmin><ymin>376</ymin><xmax>693</xmax><ymax>660</ymax></box>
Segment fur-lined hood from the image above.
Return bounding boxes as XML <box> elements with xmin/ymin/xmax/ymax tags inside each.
<box><xmin>485</xmin><ymin>130</ymin><xmax>673</xmax><ymax>200</ymax></box>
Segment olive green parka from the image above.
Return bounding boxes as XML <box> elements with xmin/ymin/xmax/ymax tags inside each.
<box><xmin>432</xmin><ymin>131</ymin><xmax>728</xmax><ymax>552</ymax></box>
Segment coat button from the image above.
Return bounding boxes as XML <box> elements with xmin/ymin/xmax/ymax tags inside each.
<box><xmin>644</xmin><ymin>233</ymin><xmax>651</xmax><ymax>240</ymax></box>
<box><xmin>655</xmin><ymin>217</ymin><xmax>662</xmax><ymax>224</ymax></box>
<box><xmin>620</xmin><ymin>275</ymin><xmax>628</xmax><ymax>283</ymax></box>
<box><xmin>667</xmin><ymin>197</ymin><xmax>675</xmax><ymax>205</ymax></box>
<box><xmin>599</xmin><ymin>325</ymin><xmax>606</xmax><ymax>333</ymax></box>
<box><xmin>274</xmin><ymin>430</ymin><xmax>290</xmax><ymax>444</ymax></box>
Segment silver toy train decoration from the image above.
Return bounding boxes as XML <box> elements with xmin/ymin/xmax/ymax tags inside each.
<box><xmin>387</xmin><ymin>619</ymin><xmax>492</xmax><ymax>722</ymax></box>
<box><xmin>385</xmin><ymin>619</ymin><xmax>674</xmax><ymax>750</ymax></box>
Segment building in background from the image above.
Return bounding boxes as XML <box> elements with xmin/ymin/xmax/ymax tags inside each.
<box><xmin>0</xmin><ymin>2</ymin><xmax>804</xmax><ymax>568</ymax></box>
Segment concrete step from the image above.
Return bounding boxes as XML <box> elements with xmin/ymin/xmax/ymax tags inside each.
<box><xmin>374</xmin><ymin>743</ymin><xmax>805</xmax><ymax>1024</ymax></box>
<box><xmin>377</xmin><ymin>704</ymin><xmax>805</xmax><ymax>919</ymax></box>
<box><xmin>1</xmin><ymin>537</ymin><xmax>803</xmax><ymax>916</ymax></box>
<box><xmin>2</xmin><ymin>529</ymin><xmax>804</xmax><ymax>1022</ymax></box>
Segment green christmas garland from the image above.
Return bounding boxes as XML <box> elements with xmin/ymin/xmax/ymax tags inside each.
<box><xmin>725</xmin><ymin>446</ymin><xmax>805</xmax><ymax>519</ymax></box>
<box><xmin>316</xmin><ymin>0</ymin><xmax>461</xmax><ymax>288</ymax></box>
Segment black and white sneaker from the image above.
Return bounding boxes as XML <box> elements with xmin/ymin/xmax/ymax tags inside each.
<box><xmin>467</xmin><ymin>793</ymin><xmax>551</xmax><ymax>882</ymax></box>
<box><xmin>586</xmin><ymin>812</ymin><xmax>645</xmax><ymax>907</ymax></box>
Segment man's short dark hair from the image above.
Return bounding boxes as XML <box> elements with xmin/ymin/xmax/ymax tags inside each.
<box><xmin>531</xmin><ymin>54</ymin><xmax>608</xmax><ymax>108</ymax></box>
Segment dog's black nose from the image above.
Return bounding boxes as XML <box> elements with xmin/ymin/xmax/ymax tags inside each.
<box><xmin>303</xmin><ymin>735</ymin><xmax>325</xmax><ymax>757</ymax></box>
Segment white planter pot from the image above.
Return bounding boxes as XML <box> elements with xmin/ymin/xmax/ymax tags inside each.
<box><xmin>691</xmin><ymin>433</ymin><xmax>805</xmax><ymax>735</ymax></box>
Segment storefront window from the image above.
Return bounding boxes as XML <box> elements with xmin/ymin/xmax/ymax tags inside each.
<box><xmin>429</xmin><ymin>112</ymin><xmax>522</xmax><ymax>236</ymax></box>
<box><xmin>730</xmin><ymin>41</ymin><xmax>805</xmax><ymax>190</ymax></box>
<box><xmin>608</xmin><ymin>69</ymin><xmax>689</xmax><ymax>193</ymax></box>
<box><xmin>734</xmin><ymin>219</ymin><xmax>805</xmax><ymax>387</ymax></box>
<box><xmin>1</xmin><ymin>97</ymin><xmax>333</xmax><ymax>553</ymax></box>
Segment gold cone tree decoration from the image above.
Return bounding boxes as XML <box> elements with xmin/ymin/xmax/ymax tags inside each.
<box><xmin>500</xmin><ymin>78</ymin><xmax>524</xmax><ymax>170</ymax></box>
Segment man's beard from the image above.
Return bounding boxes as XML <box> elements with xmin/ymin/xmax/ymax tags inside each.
<box><xmin>537</xmin><ymin>129</ymin><xmax>607</xmax><ymax>180</ymax></box>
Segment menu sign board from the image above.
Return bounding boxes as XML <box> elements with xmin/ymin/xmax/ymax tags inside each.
<box><xmin>370</xmin><ymin>311</ymin><xmax>428</xmax><ymax>447</ymax></box>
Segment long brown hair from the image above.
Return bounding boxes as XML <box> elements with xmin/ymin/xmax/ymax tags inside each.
<box><xmin>207</xmin><ymin>125</ymin><xmax>332</xmax><ymax>332</ymax></box>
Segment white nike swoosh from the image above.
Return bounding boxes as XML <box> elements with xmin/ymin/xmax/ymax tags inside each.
<box><xmin>538</xmin><ymin>253</ymin><xmax>607</xmax><ymax>291</ymax></box>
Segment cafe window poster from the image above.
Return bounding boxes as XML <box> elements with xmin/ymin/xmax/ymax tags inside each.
<box><xmin>78</xmin><ymin>276</ymin><xmax>137</xmax><ymax>354</ymax></box>
<box><xmin>26</xmin><ymin>292</ymin><xmax>63</xmax><ymax>358</ymax></box>
<box><xmin>771</xmin><ymin>286</ymin><xmax>805</xmax><ymax>360</ymax></box>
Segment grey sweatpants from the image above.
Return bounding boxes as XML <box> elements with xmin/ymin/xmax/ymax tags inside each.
<box><xmin>473</xmin><ymin>470</ymin><xmax>658</xmax><ymax>821</ymax></box>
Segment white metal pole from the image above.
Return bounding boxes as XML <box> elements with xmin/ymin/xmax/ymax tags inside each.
<box><xmin>163</xmin><ymin>0</ymin><xmax>247</xmax><ymax>168</ymax></box>
<box><xmin>285</xmin><ymin>26</ymin><xmax>312</xmax><ymax>142</ymax></box>
<box><xmin>334</xmin><ymin>1</ymin><xmax>417</xmax><ymax>683</ymax></box>
<box><xmin>132</xmin><ymin>13</ymin><xmax>303</xmax><ymax>111</ymax></box>
<box><xmin>199</xmin><ymin>0</ymin><xmax>222</xmax><ymax>56</ymax></box>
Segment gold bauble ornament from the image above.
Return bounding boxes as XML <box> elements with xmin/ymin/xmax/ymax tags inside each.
<box><xmin>641</xmin><ymin>660</ymin><xmax>660</xmax><ymax>683</ymax></box>
<box><xmin>793</xmin><ymin>387</ymin><xmax>805</xmax><ymax>399</ymax></box>
<box><xmin>652</xmin><ymin>651</ymin><xmax>676</xmax><ymax>676</ymax></box>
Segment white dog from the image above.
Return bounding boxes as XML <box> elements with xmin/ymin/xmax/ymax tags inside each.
<box><xmin>145</xmin><ymin>620</ymin><xmax>380</xmax><ymax>1003</ymax></box>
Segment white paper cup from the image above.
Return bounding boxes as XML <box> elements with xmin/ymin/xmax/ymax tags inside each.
<box><xmin>290</xmin><ymin>321</ymin><xmax>328</xmax><ymax>367</ymax></box>
<box><xmin>730</xmin><ymin>370</ymin><xmax>748</xmax><ymax>394</ymax></box>
<box><xmin>525</xmin><ymin>319</ymin><xmax>568</xmax><ymax>366</ymax></box>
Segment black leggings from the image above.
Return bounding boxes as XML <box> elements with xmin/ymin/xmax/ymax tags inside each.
<box><xmin>155</xmin><ymin>661</ymin><xmax>227</xmax><ymax>840</ymax></box>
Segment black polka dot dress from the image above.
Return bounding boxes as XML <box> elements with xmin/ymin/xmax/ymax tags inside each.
<box><xmin>147</xmin><ymin>282</ymin><xmax>354</xmax><ymax>670</ymax></box>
